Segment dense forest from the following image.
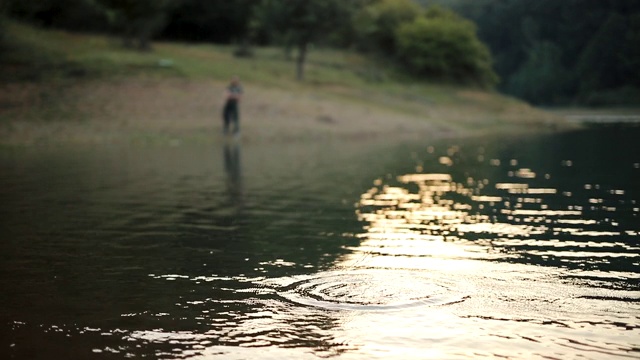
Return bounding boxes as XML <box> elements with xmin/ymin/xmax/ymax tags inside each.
<box><xmin>2</xmin><ymin>0</ymin><xmax>639</xmax><ymax>106</ymax></box>
<box><xmin>423</xmin><ymin>0</ymin><xmax>640</xmax><ymax>106</ymax></box>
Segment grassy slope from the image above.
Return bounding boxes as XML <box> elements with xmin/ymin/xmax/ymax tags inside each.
<box><xmin>0</xmin><ymin>21</ymin><xmax>571</xmax><ymax>145</ymax></box>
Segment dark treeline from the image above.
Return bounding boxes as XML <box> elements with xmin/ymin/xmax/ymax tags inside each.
<box><xmin>4</xmin><ymin>0</ymin><xmax>637</xmax><ymax>105</ymax></box>
<box><xmin>3</xmin><ymin>0</ymin><xmax>254</xmax><ymax>47</ymax></box>
<box><xmin>423</xmin><ymin>0</ymin><xmax>640</xmax><ymax>106</ymax></box>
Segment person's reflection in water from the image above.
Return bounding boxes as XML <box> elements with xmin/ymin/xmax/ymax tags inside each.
<box><xmin>223</xmin><ymin>140</ymin><xmax>243</xmax><ymax>205</ymax></box>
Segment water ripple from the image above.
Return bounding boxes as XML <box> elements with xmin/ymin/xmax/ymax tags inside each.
<box><xmin>274</xmin><ymin>269</ymin><xmax>467</xmax><ymax>311</ymax></box>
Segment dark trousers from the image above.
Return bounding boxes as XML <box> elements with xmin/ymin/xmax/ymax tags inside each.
<box><xmin>223</xmin><ymin>101</ymin><xmax>239</xmax><ymax>134</ymax></box>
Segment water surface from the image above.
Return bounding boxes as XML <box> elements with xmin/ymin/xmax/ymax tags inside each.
<box><xmin>1</xmin><ymin>126</ymin><xmax>639</xmax><ymax>359</ymax></box>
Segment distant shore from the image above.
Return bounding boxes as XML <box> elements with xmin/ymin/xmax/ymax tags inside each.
<box><xmin>545</xmin><ymin>108</ymin><xmax>640</xmax><ymax>126</ymax></box>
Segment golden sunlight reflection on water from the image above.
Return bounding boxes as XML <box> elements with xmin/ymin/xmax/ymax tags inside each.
<box><xmin>355</xmin><ymin>173</ymin><xmax>537</xmax><ymax>256</ymax></box>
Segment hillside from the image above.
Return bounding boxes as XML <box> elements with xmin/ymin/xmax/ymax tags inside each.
<box><xmin>0</xmin><ymin>22</ymin><xmax>571</xmax><ymax>146</ymax></box>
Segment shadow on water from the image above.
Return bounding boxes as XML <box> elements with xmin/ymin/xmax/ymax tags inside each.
<box><xmin>1</xmin><ymin>126</ymin><xmax>639</xmax><ymax>359</ymax></box>
<box><xmin>223</xmin><ymin>140</ymin><xmax>242</xmax><ymax>202</ymax></box>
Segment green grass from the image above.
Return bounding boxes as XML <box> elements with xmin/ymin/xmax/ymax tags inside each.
<box><xmin>1</xmin><ymin>21</ymin><xmax>464</xmax><ymax>96</ymax></box>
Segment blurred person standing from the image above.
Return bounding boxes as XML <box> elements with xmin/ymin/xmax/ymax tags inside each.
<box><xmin>223</xmin><ymin>76</ymin><xmax>243</xmax><ymax>136</ymax></box>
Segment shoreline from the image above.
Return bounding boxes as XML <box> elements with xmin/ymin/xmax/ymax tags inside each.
<box><xmin>0</xmin><ymin>78</ymin><xmax>575</xmax><ymax>147</ymax></box>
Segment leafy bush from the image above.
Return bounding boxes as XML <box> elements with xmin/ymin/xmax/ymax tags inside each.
<box><xmin>353</xmin><ymin>0</ymin><xmax>422</xmax><ymax>54</ymax></box>
<box><xmin>395</xmin><ymin>7</ymin><xmax>498</xmax><ymax>87</ymax></box>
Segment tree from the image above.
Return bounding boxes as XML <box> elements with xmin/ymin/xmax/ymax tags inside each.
<box><xmin>506</xmin><ymin>41</ymin><xmax>567</xmax><ymax>103</ymax></box>
<box><xmin>98</xmin><ymin>0</ymin><xmax>175</xmax><ymax>50</ymax></box>
<box><xmin>5</xmin><ymin>0</ymin><xmax>110</xmax><ymax>32</ymax></box>
<box><xmin>251</xmin><ymin>0</ymin><xmax>354</xmax><ymax>81</ymax></box>
<box><xmin>0</xmin><ymin>0</ymin><xmax>7</xmax><ymax>45</ymax></box>
<box><xmin>160</xmin><ymin>0</ymin><xmax>258</xmax><ymax>44</ymax></box>
<box><xmin>353</xmin><ymin>0</ymin><xmax>422</xmax><ymax>54</ymax></box>
<box><xmin>395</xmin><ymin>6</ymin><xmax>498</xmax><ymax>87</ymax></box>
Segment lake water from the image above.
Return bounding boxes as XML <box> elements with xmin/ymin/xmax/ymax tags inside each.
<box><xmin>1</xmin><ymin>126</ymin><xmax>639</xmax><ymax>359</ymax></box>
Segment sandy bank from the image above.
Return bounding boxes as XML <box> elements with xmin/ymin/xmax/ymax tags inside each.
<box><xmin>0</xmin><ymin>78</ymin><xmax>569</xmax><ymax>146</ymax></box>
